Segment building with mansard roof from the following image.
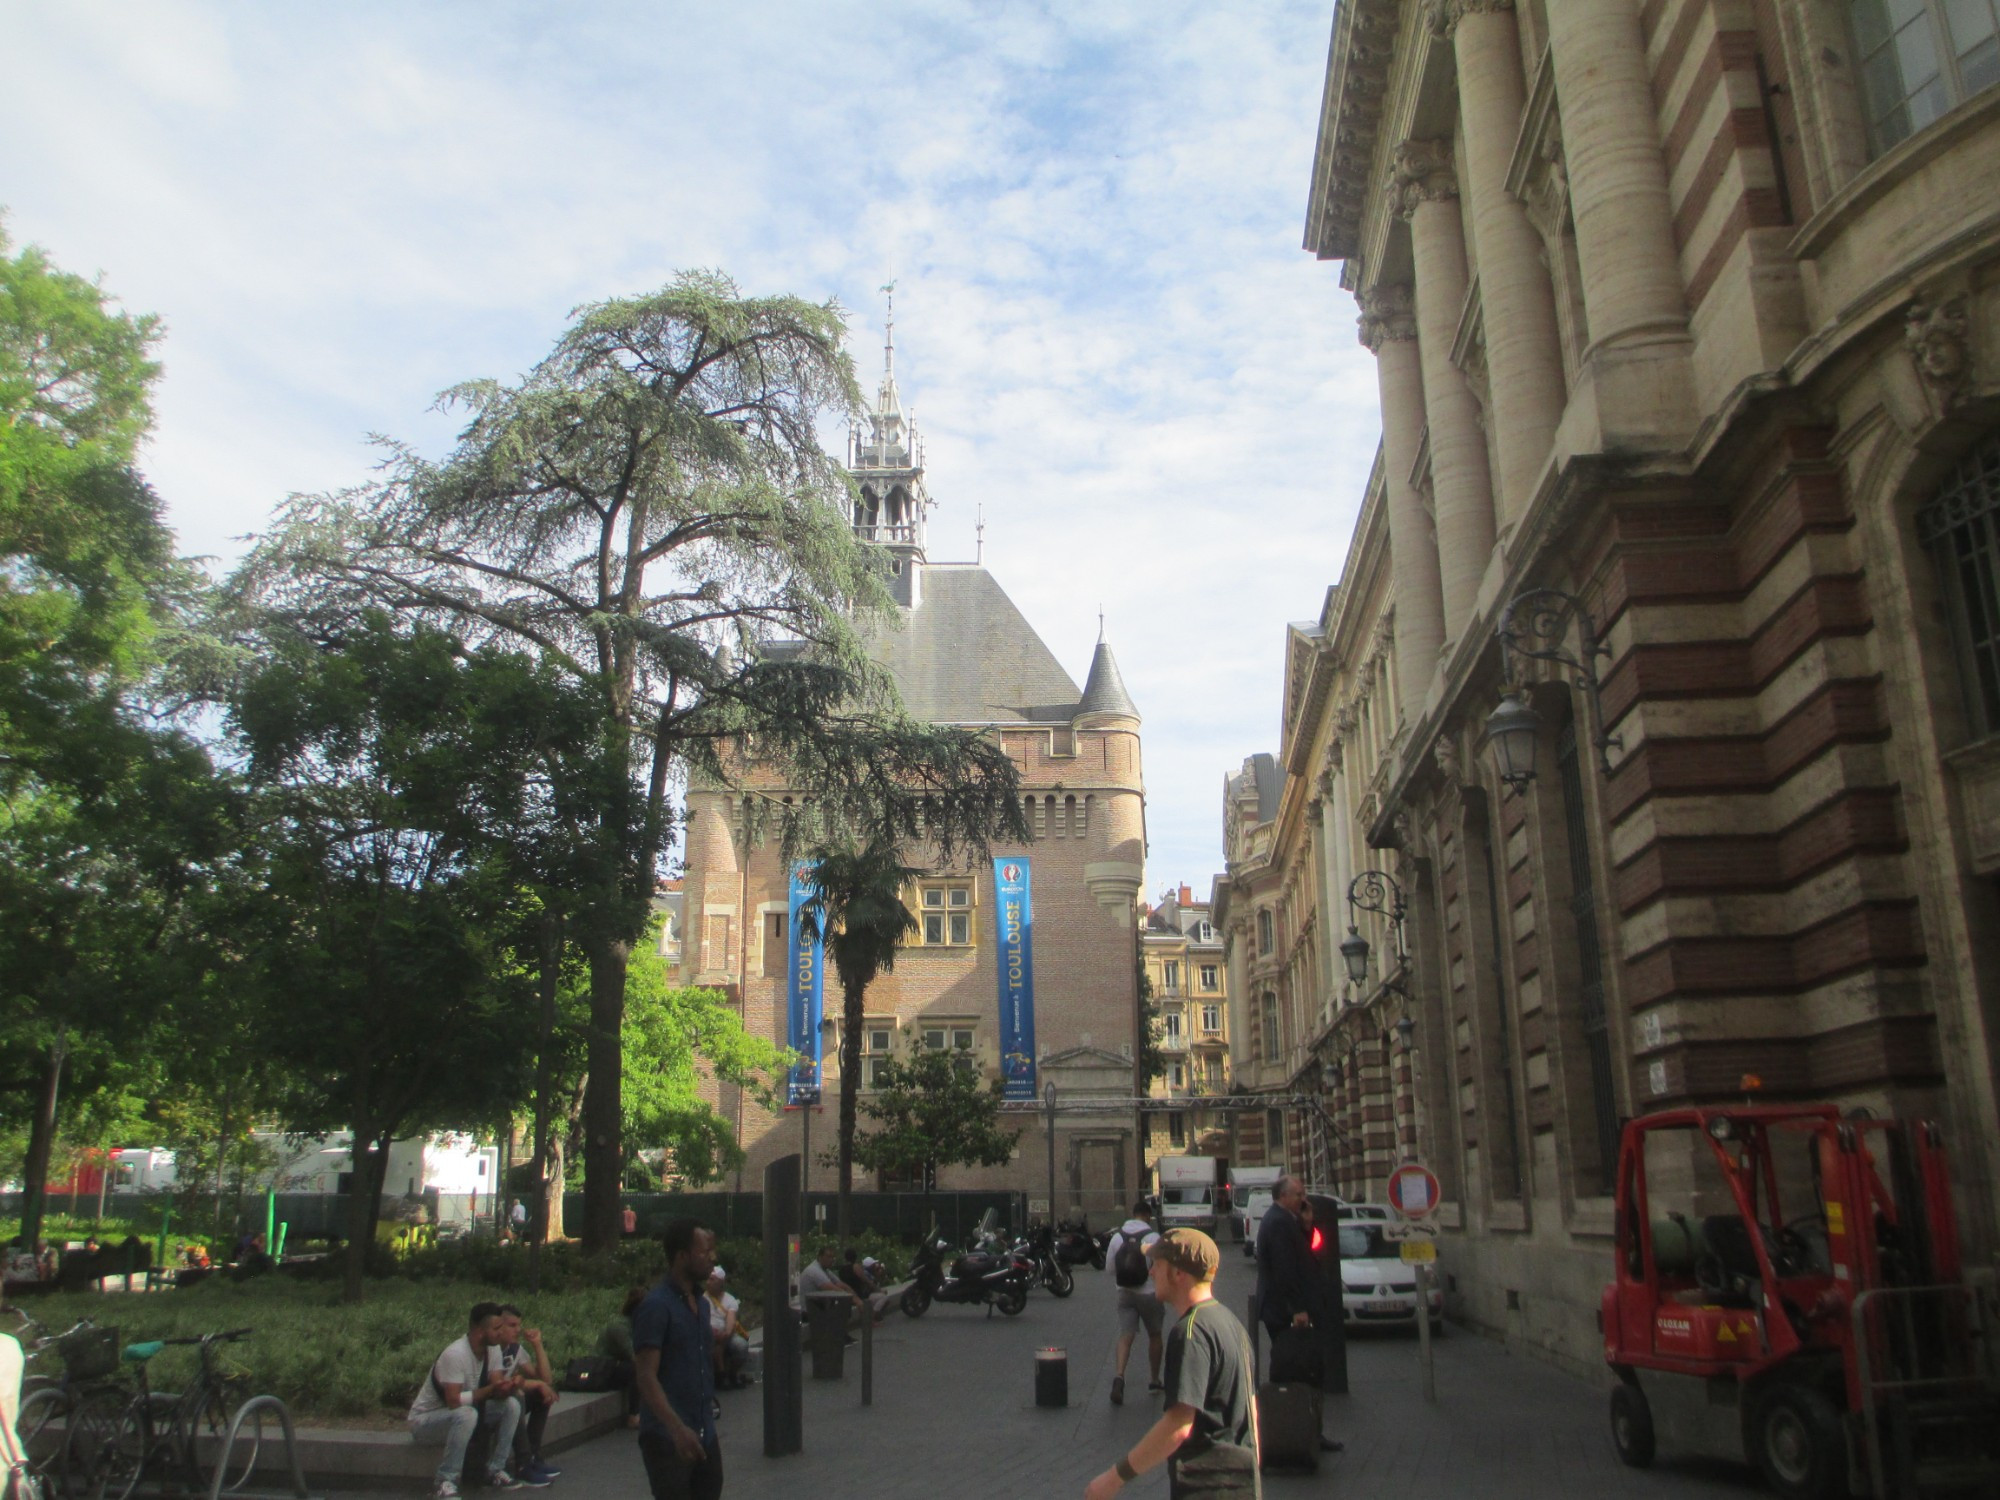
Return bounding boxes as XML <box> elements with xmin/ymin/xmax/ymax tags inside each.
<box><xmin>675</xmin><ymin>306</ymin><xmax>1149</xmax><ymax>1217</ymax></box>
<box><xmin>1222</xmin><ymin>0</ymin><xmax>2000</xmax><ymax>1376</ymax></box>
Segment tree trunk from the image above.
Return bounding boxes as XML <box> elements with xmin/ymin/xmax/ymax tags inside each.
<box><xmin>212</xmin><ymin>1087</ymin><xmax>232</xmax><ymax>1246</ymax></box>
<box><xmin>837</xmin><ymin>975</ymin><xmax>866</xmax><ymax>1243</ymax></box>
<box><xmin>19</xmin><ymin>1027</ymin><xmax>68</xmax><ymax>1254</ymax></box>
<box><xmin>529</xmin><ymin>912</ymin><xmax>562</xmax><ymax>1291</ymax></box>
<box><xmin>581</xmin><ymin>937</ymin><xmax>629</xmax><ymax>1253</ymax></box>
<box><xmin>362</xmin><ymin>1129</ymin><xmax>393</xmax><ymax>1255</ymax></box>
<box><xmin>341</xmin><ymin>1112</ymin><xmax>374</xmax><ymax>1305</ymax></box>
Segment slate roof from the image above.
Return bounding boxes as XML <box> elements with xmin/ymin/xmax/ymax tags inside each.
<box><xmin>1077</xmin><ymin>640</ymin><xmax>1140</xmax><ymax>722</ymax></box>
<box><xmin>866</xmin><ymin>564</ymin><xmax>1083</xmax><ymax>725</ymax></box>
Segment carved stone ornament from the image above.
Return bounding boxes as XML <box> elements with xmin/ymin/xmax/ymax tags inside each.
<box><xmin>1358</xmin><ymin>284</ymin><xmax>1418</xmax><ymax>350</ymax></box>
<box><xmin>1390</xmin><ymin>807</ymin><xmax>1415</xmax><ymax>851</ymax></box>
<box><xmin>1316</xmin><ymin>768</ymin><xmax>1336</xmax><ymax>800</ymax></box>
<box><xmin>1425</xmin><ymin>0</ymin><xmax>1516</xmax><ymax>38</ymax></box>
<box><xmin>1324</xmin><ymin>739</ymin><xmax>1345</xmax><ymax>777</ymax></box>
<box><xmin>1906</xmin><ymin>297</ymin><xmax>1972</xmax><ymax>410</ymax></box>
<box><xmin>1434</xmin><ymin>737</ymin><xmax>1461</xmax><ymax>784</ymax></box>
<box><xmin>1392</xmin><ymin>139</ymin><xmax>1458</xmax><ymax>219</ymax></box>
<box><xmin>1371</xmin><ymin>614</ymin><xmax>1397</xmax><ymax>661</ymax></box>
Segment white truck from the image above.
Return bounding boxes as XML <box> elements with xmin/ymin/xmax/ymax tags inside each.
<box><xmin>1156</xmin><ymin>1155</ymin><xmax>1220</xmax><ymax>1232</ymax></box>
<box><xmin>1228</xmin><ymin>1165</ymin><xmax>1284</xmax><ymax>1249</ymax></box>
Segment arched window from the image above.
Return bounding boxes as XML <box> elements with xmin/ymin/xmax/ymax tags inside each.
<box><xmin>1916</xmin><ymin>433</ymin><xmax>2000</xmax><ymax>740</ymax></box>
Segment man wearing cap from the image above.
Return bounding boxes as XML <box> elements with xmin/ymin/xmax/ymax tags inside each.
<box><xmin>703</xmin><ymin>1268</ymin><xmax>749</xmax><ymax>1388</ymax></box>
<box><xmin>1085</xmin><ymin>1229</ymin><xmax>1260</xmax><ymax>1500</ymax></box>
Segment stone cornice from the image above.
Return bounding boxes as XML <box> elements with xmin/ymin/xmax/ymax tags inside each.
<box><xmin>1304</xmin><ymin>0</ymin><xmax>1401</xmax><ymax>262</ymax></box>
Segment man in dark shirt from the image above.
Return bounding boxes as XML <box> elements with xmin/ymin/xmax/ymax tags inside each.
<box><xmin>1253</xmin><ymin>1176</ymin><xmax>1315</xmax><ymax>1339</ymax></box>
<box><xmin>633</xmin><ymin>1219</ymin><xmax>722</xmax><ymax>1500</ymax></box>
<box><xmin>1084</xmin><ymin>1228</ymin><xmax>1259</xmax><ymax>1500</ymax></box>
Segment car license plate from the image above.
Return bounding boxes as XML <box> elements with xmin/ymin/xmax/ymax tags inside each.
<box><xmin>1364</xmin><ymin>1298</ymin><xmax>1400</xmax><ymax>1313</ymax></box>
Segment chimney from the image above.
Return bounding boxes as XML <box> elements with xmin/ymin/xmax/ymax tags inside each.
<box><xmin>1179</xmin><ymin>884</ymin><xmax>1193</xmax><ymax>907</ymax></box>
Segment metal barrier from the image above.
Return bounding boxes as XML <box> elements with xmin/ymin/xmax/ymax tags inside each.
<box><xmin>205</xmin><ymin>1393</ymin><xmax>314</xmax><ymax>1500</ymax></box>
<box><xmin>1850</xmin><ymin>1283</ymin><xmax>2000</xmax><ymax>1500</ymax></box>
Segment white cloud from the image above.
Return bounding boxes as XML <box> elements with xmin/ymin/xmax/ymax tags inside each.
<box><xmin>0</xmin><ymin>0</ymin><xmax>1381</xmax><ymax>886</ymax></box>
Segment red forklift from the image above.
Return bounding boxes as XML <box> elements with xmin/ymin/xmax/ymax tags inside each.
<box><xmin>1603</xmin><ymin>1104</ymin><xmax>2000</xmax><ymax>1498</ymax></box>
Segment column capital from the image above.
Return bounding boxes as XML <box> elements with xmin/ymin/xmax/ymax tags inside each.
<box><xmin>1424</xmin><ymin>0</ymin><xmax>1514</xmax><ymax>41</ymax></box>
<box><xmin>1392</xmin><ymin>139</ymin><xmax>1459</xmax><ymax>220</ymax></box>
<box><xmin>1357</xmin><ymin>284</ymin><xmax>1418</xmax><ymax>349</ymax></box>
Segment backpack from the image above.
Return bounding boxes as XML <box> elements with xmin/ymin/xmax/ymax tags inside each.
<box><xmin>1114</xmin><ymin>1234</ymin><xmax>1150</xmax><ymax>1288</ymax></box>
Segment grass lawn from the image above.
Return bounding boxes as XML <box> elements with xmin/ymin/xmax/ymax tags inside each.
<box><xmin>9</xmin><ymin>1275</ymin><xmax>631</xmax><ymax>1424</ymax></box>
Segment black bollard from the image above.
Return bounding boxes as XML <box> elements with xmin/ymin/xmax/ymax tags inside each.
<box><xmin>1035</xmin><ymin>1346</ymin><xmax>1068</xmax><ymax>1408</ymax></box>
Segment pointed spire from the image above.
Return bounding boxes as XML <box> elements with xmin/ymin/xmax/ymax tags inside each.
<box><xmin>1077</xmin><ymin>637</ymin><xmax>1140</xmax><ymax>723</ymax></box>
<box><xmin>882</xmin><ymin>280</ymin><xmax>895</xmax><ymax>379</ymax></box>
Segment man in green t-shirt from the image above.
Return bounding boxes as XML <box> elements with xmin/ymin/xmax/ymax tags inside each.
<box><xmin>1085</xmin><ymin>1228</ymin><xmax>1260</xmax><ymax>1500</ymax></box>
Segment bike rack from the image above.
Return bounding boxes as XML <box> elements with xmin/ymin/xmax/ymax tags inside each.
<box><xmin>205</xmin><ymin>1395</ymin><xmax>317</xmax><ymax>1500</ymax></box>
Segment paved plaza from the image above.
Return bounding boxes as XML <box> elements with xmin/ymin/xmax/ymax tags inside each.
<box><xmin>344</xmin><ymin>1255</ymin><xmax>1770</xmax><ymax>1500</ymax></box>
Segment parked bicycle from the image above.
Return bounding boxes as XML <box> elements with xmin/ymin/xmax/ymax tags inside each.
<box><xmin>82</xmin><ymin>1329</ymin><xmax>264</xmax><ymax>1500</ymax></box>
<box><xmin>8</xmin><ymin>1310</ymin><xmax>129</xmax><ymax>1500</ymax></box>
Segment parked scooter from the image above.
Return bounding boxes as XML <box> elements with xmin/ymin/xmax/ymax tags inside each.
<box><xmin>901</xmin><ymin>1224</ymin><xmax>1032</xmax><ymax>1318</ymax></box>
<box><xmin>1054</xmin><ymin>1216</ymin><xmax>1105</xmax><ymax>1272</ymax></box>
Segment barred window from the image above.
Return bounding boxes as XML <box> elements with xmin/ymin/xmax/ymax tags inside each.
<box><xmin>1849</xmin><ymin>0</ymin><xmax>2000</xmax><ymax>154</ymax></box>
<box><xmin>1916</xmin><ymin>434</ymin><xmax>2000</xmax><ymax>739</ymax></box>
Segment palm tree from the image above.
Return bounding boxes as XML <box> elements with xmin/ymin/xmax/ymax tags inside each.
<box><xmin>797</xmin><ymin>837</ymin><xmax>920</xmax><ymax>1240</ymax></box>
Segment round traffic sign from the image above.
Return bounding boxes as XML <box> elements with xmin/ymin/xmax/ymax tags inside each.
<box><xmin>1387</xmin><ymin>1162</ymin><xmax>1441</xmax><ymax>1219</ymax></box>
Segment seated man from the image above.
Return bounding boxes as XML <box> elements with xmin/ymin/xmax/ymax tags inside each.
<box><xmin>799</xmin><ymin>1244</ymin><xmax>885</xmax><ymax>1327</ymax></box>
<box><xmin>407</xmin><ymin>1301</ymin><xmax>537</xmax><ymax>1499</ymax></box>
<box><xmin>489</xmin><ymin>1304</ymin><xmax>561</xmax><ymax>1484</ymax></box>
<box><xmin>704</xmin><ymin>1268</ymin><xmax>750</xmax><ymax>1387</ymax></box>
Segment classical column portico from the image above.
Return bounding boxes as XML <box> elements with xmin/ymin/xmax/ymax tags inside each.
<box><xmin>1395</xmin><ymin>140</ymin><xmax>1495</xmax><ymax>643</ymax></box>
<box><xmin>1544</xmin><ymin>0</ymin><xmax>1695</xmax><ymax>440</ymax></box>
<box><xmin>1359</xmin><ymin>286</ymin><xmax>1447</xmax><ymax>728</ymax></box>
<box><xmin>1430</xmin><ymin>0</ymin><xmax>1568</xmax><ymax>526</ymax></box>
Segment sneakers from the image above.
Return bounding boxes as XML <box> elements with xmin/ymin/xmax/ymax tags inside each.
<box><xmin>432</xmin><ymin>1484</ymin><xmax>460</xmax><ymax>1500</ymax></box>
<box><xmin>1110</xmin><ymin>1376</ymin><xmax>1125</xmax><ymax>1405</ymax></box>
<box><xmin>521</xmin><ymin>1463</ymin><xmax>561</xmax><ymax>1483</ymax></box>
<box><xmin>1147</xmin><ymin>1379</ymin><xmax>1165</xmax><ymax>1393</ymax></box>
<box><xmin>489</xmin><ymin>1470</ymin><xmax>546</xmax><ymax>1490</ymax></box>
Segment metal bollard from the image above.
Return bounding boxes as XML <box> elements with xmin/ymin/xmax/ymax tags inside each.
<box><xmin>1035</xmin><ymin>1346</ymin><xmax>1068</xmax><ymax>1408</ymax></box>
<box><xmin>861</xmin><ymin>1309</ymin><xmax>873</xmax><ymax>1406</ymax></box>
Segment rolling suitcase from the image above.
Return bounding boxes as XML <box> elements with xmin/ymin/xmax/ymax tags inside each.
<box><xmin>1256</xmin><ymin>1382</ymin><xmax>1321</xmax><ymax>1474</ymax></box>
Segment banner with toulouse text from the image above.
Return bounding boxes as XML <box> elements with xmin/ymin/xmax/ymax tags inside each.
<box><xmin>993</xmin><ymin>857</ymin><xmax>1038</xmax><ymax>1101</ymax></box>
<box><xmin>786</xmin><ymin>866</ymin><xmax>825</xmax><ymax>1105</ymax></box>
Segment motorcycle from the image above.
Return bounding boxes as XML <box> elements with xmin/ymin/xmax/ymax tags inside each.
<box><xmin>900</xmin><ymin>1226</ymin><xmax>1032</xmax><ymax>1318</ymax></box>
<box><xmin>1023</xmin><ymin>1223</ymin><xmax>1075</xmax><ymax>1297</ymax></box>
<box><xmin>1054</xmin><ymin>1215</ymin><xmax>1105</xmax><ymax>1272</ymax></box>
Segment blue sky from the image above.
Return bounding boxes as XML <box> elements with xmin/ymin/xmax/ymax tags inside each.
<box><xmin>1</xmin><ymin>0</ymin><xmax>1381</xmax><ymax>891</ymax></box>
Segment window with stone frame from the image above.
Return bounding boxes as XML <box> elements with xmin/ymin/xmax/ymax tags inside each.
<box><xmin>915</xmin><ymin>879</ymin><xmax>976</xmax><ymax>946</ymax></box>
<box><xmin>1848</xmin><ymin>0</ymin><xmax>2000</xmax><ymax>154</ymax></box>
<box><xmin>862</xmin><ymin>1022</ymin><xmax>896</xmax><ymax>1090</ymax></box>
<box><xmin>1917</xmin><ymin>431</ymin><xmax>2000</xmax><ymax>740</ymax></box>
<box><xmin>1167</xmin><ymin>1061</ymin><xmax>1186</xmax><ymax>1090</ymax></box>
<box><xmin>1201</xmin><ymin>1004</ymin><xmax>1221</xmax><ymax>1033</ymax></box>
<box><xmin>1163</xmin><ymin>1010</ymin><xmax>1184</xmax><ymax>1048</ymax></box>
<box><xmin>1162</xmin><ymin>960</ymin><xmax>1181</xmax><ymax>995</ymax></box>
<box><xmin>1257</xmin><ymin>909</ymin><xmax>1274</xmax><ymax>955</ymax></box>
<box><xmin>1266</xmin><ymin>1109</ymin><xmax>1285</xmax><ymax>1152</ymax></box>
<box><xmin>920</xmin><ymin>1021</ymin><xmax>977</xmax><ymax>1057</ymax></box>
<box><xmin>1168</xmin><ymin>1112</ymin><xmax>1186</xmax><ymax>1146</ymax></box>
<box><xmin>1260</xmin><ymin>991</ymin><xmax>1281</xmax><ymax>1064</ymax></box>
<box><xmin>761</xmin><ymin>911</ymin><xmax>787</xmax><ymax>978</ymax></box>
<box><xmin>1199</xmin><ymin>964</ymin><xmax>1219</xmax><ymax>992</ymax></box>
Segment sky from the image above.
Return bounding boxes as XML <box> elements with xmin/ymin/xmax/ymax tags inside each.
<box><xmin>0</xmin><ymin>0</ymin><xmax>1382</xmax><ymax>891</ymax></box>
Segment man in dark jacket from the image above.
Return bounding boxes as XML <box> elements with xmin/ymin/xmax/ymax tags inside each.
<box><xmin>1253</xmin><ymin>1176</ymin><xmax>1315</xmax><ymax>1339</ymax></box>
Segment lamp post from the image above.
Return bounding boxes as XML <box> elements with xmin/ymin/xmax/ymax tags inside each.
<box><xmin>1044</xmin><ymin>1080</ymin><xmax>1058</xmax><ymax>1224</ymax></box>
<box><xmin>1482</xmin><ymin>587</ymin><xmax>1621</xmax><ymax>787</ymax></box>
<box><xmin>1340</xmin><ymin>869</ymin><xmax>1409</xmax><ymax>996</ymax></box>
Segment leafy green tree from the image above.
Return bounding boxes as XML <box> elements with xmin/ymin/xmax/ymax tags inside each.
<box><xmin>848</xmin><ymin>1040</ymin><xmax>1020</xmax><ymax>1217</ymax></box>
<box><xmin>796</xmin><ymin>837</ymin><xmax>919</xmax><ymax>1240</ymax></box>
<box><xmin>238</xmin><ymin>273</ymin><xmax>1026</xmax><ymax>1249</ymax></box>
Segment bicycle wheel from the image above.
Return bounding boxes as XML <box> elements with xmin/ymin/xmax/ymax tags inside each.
<box><xmin>196</xmin><ymin>1383</ymin><xmax>264</xmax><ymax>1495</ymax></box>
<box><xmin>61</xmin><ymin>1390</ymin><xmax>137</xmax><ymax>1500</ymax></box>
<box><xmin>16</xmin><ymin>1387</ymin><xmax>66</xmax><ymax>1483</ymax></box>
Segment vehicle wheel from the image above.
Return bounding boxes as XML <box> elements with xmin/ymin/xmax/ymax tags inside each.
<box><xmin>997</xmin><ymin>1286</ymin><xmax>1028</xmax><ymax>1317</ymax></box>
<box><xmin>901</xmin><ymin>1284</ymin><xmax>932</xmax><ymax>1319</ymax></box>
<box><xmin>1610</xmin><ymin>1382</ymin><xmax>1656</xmax><ymax>1469</ymax></box>
<box><xmin>16</xmin><ymin>1388</ymin><xmax>66</xmax><ymax>1483</ymax></box>
<box><xmin>199</xmin><ymin>1384</ymin><xmax>265</xmax><ymax>1494</ymax></box>
<box><xmin>1753</xmin><ymin>1384</ymin><xmax>1847</xmax><ymax>1500</ymax></box>
<box><xmin>1045</xmin><ymin>1262</ymin><xmax>1074</xmax><ymax>1298</ymax></box>
<box><xmin>64</xmin><ymin>1390</ymin><xmax>138</xmax><ymax>1500</ymax></box>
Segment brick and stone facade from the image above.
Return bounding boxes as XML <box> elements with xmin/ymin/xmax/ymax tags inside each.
<box><xmin>1231</xmin><ymin>0</ymin><xmax>2000</xmax><ymax>1375</ymax></box>
<box><xmin>676</xmin><ymin>313</ymin><xmax>1148</xmax><ymax>1218</ymax></box>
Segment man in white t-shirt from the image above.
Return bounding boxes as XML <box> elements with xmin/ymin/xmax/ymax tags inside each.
<box><xmin>407</xmin><ymin>1302</ymin><xmax>534</xmax><ymax>1499</ymax></box>
<box><xmin>1105</xmin><ymin>1203</ymin><xmax>1164</xmax><ymax>1406</ymax></box>
<box><xmin>704</xmin><ymin>1267</ymin><xmax>749</xmax><ymax>1386</ymax></box>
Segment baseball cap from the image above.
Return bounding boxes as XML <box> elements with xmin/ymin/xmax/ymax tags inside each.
<box><xmin>708</xmin><ymin>1267</ymin><xmax>727</xmax><ymax>1282</ymax></box>
<box><xmin>1146</xmin><ymin>1227</ymin><xmax>1220</xmax><ymax>1282</ymax></box>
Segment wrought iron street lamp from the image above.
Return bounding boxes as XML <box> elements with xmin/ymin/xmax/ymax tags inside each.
<box><xmin>1341</xmin><ymin>869</ymin><xmax>1408</xmax><ymax>995</ymax></box>
<box><xmin>1483</xmin><ymin>587</ymin><xmax>1621</xmax><ymax>787</ymax></box>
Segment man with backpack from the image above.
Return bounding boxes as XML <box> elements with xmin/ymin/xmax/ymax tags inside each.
<box><xmin>1105</xmin><ymin>1202</ymin><xmax>1163</xmax><ymax>1406</ymax></box>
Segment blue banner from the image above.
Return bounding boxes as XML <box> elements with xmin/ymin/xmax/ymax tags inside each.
<box><xmin>787</xmin><ymin>866</ymin><xmax>825</xmax><ymax>1105</ymax></box>
<box><xmin>994</xmin><ymin>858</ymin><xmax>1037</xmax><ymax>1100</ymax></box>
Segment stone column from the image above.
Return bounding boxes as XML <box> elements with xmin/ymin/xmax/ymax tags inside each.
<box><xmin>1309</xmin><ymin>790</ymin><xmax>1338</xmax><ymax>1026</ymax></box>
<box><xmin>1432</xmin><ymin>0</ymin><xmax>1568</xmax><ymax>526</ymax></box>
<box><xmin>1395</xmin><ymin>140</ymin><xmax>1496</xmax><ymax>643</ymax></box>
<box><xmin>1359</xmin><ymin>286</ymin><xmax>1447</xmax><ymax>728</ymax></box>
<box><xmin>1543</xmin><ymin>0</ymin><xmax>1694</xmax><ymax>437</ymax></box>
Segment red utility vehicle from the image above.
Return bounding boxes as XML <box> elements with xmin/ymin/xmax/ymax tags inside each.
<box><xmin>1603</xmin><ymin>1105</ymin><xmax>2000</xmax><ymax>1499</ymax></box>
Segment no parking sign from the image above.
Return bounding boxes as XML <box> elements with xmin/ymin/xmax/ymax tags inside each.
<box><xmin>1387</xmin><ymin>1162</ymin><xmax>1441</xmax><ymax>1219</ymax></box>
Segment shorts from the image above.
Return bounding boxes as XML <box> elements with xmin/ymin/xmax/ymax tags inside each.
<box><xmin>1116</xmin><ymin>1288</ymin><xmax>1165</xmax><ymax>1338</ymax></box>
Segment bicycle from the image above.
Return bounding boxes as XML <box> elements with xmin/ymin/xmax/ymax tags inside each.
<box><xmin>84</xmin><ymin>1329</ymin><xmax>264</xmax><ymax>1500</ymax></box>
<box><xmin>8</xmin><ymin>1312</ymin><xmax>128</xmax><ymax>1500</ymax></box>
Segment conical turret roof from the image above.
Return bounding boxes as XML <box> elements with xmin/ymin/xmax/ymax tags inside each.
<box><xmin>1076</xmin><ymin>639</ymin><xmax>1139</xmax><ymax>722</ymax></box>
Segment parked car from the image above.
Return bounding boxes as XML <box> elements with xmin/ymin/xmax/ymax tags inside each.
<box><xmin>1334</xmin><ymin>1220</ymin><xmax>1442</xmax><ymax>1330</ymax></box>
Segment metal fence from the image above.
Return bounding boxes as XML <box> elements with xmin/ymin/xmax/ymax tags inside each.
<box><xmin>604</xmin><ymin>1191</ymin><xmax>1028</xmax><ymax>1245</ymax></box>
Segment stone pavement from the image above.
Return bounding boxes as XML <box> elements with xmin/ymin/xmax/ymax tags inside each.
<box><xmin>332</xmin><ymin>1255</ymin><xmax>1767</xmax><ymax>1499</ymax></box>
